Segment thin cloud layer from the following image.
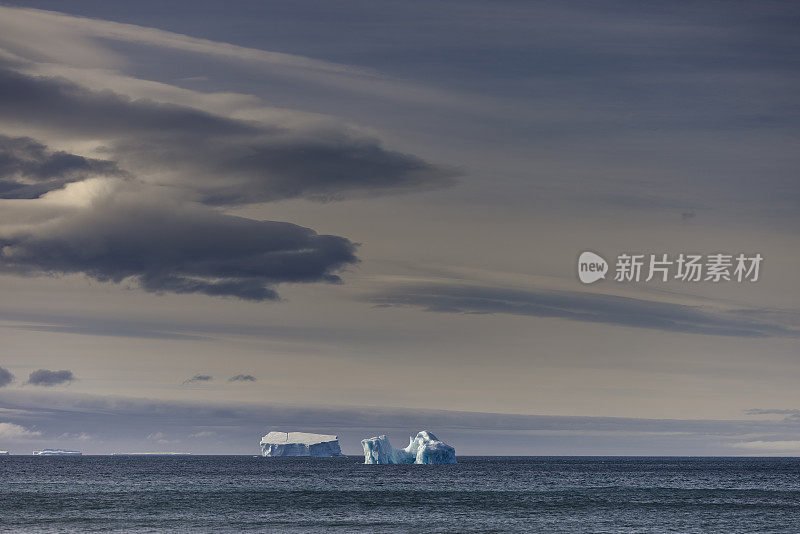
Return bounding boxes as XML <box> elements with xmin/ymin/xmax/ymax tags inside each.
<box><xmin>731</xmin><ymin>440</ymin><xmax>800</xmax><ymax>453</ymax></box>
<box><xmin>745</xmin><ymin>408</ymin><xmax>800</xmax><ymax>416</ymax></box>
<box><xmin>372</xmin><ymin>283</ymin><xmax>800</xmax><ymax>338</ymax></box>
<box><xmin>746</xmin><ymin>409</ymin><xmax>800</xmax><ymax>423</ymax></box>
<box><xmin>0</xmin><ymin>421</ymin><xmax>41</xmax><ymax>439</ymax></box>
<box><xmin>26</xmin><ymin>369</ymin><xmax>75</xmax><ymax>386</ymax></box>
<box><xmin>3</xmin><ymin>390</ymin><xmax>800</xmax><ymax>455</ymax></box>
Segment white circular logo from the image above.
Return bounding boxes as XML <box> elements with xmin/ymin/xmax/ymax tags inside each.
<box><xmin>578</xmin><ymin>251</ymin><xmax>608</xmax><ymax>284</ymax></box>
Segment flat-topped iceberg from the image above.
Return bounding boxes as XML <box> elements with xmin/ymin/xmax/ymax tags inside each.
<box><xmin>362</xmin><ymin>431</ymin><xmax>456</xmax><ymax>464</ymax></box>
<box><xmin>260</xmin><ymin>431</ymin><xmax>344</xmax><ymax>457</ymax></box>
<box><xmin>112</xmin><ymin>452</ymin><xmax>192</xmax><ymax>456</ymax></box>
<box><xmin>32</xmin><ymin>449</ymin><xmax>82</xmax><ymax>456</ymax></box>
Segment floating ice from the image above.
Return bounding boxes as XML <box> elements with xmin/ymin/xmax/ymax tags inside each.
<box><xmin>362</xmin><ymin>431</ymin><xmax>456</xmax><ymax>464</ymax></box>
<box><xmin>111</xmin><ymin>452</ymin><xmax>192</xmax><ymax>456</ymax></box>
<box><xmin>0</xmin><ymin>451</ymin><xmax>9</xmax><ymax>455</ymax></box>
<box><xmin>260</xmin><ymin>431</ymin><xmax>344</xmax><ymax>457</ymax></box>
<box><xmin>32</xmin><ymin>449</ymin><xmax>82</xmax><ymax>456</ymax></box>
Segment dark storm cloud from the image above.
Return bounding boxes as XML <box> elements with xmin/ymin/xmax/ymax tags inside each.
<box><xmin>372</xmin><ymin>284</ymin><xmax>800</xmax><ymax>338</ymax></box>
<box><xmin>0</xmin><ymin>366</ymin><xmax>13</xmax><ymax>387</ymax></box>
<box><xmin>0</xmin><ymin>135</ymin><xmax>124</xmax><ymax>199</ymax></box>
<box><xmin>0</xmin><ymin>198</ymin><xmax>358</xmax><ymax>300</ymax></box>
<box><xmin>26</xmin><ymin>369</ymin><xmax>75</xmax><ymax>386</ymax></box>
<box><xmin>183</xmin><ymin>375</ymin><xmax>213</xmax><ymax>384</ymax></box>
<box><xmin>228</xmin><ymin>374</ymin><xmax>256</xmax><ymax>382</ymax></box>
<box><xmin>0</xmin><ymin>65</ymin><xmax>456</xmax><ymax>205</ymax></box>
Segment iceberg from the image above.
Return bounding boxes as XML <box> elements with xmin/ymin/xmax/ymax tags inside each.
<box><xmin>260</xmin><ymin>431</ymin><xmax>344</xmax><ymax>457</ymax></box>
<box><xmin>362</xmin><ymin>431</ymin><xmax>456</xmax><ymax>464</ymax></box>
<box><xmin>32</xmin><ymin>449</ymin><xmax>82</xmax><ymax>456</ymax></box>
<box><xmin>111</xmin><ymin>452</ymin><xmax>192</xmax><ymax>456</ymax></box>
<box><xmin>0</xmin><ymin>451</ymin><xmax>9</xmax><ymax>455</ymax></box>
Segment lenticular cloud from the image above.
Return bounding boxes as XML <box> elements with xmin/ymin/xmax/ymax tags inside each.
<box><xmin>0</xmin><ymin>54</ymin><xmax>455</xmax><ymax>300</ymax></box>
<box><xmin>0</xmin><ymin>192</ymin><xmax>359</xmax><ymax>301</ymax></box>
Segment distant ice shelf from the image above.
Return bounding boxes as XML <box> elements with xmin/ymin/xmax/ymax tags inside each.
<box><xmin>362</xmin><ymin>431</ymin><xmax>456</xmax><ymax>464</ymax></box>
<box><xmin>111</xmin><ymin>452</ymin><xmax>192</xmax><ymax>456</ymax></box>
<box><xmin>32</xmin><ymin>449</ymin><xmax>82</xmax><ymax>456</ymax></box>
<box><xmin>260</xmin><ymin>431</ymin><xmax>344</xmax><ymax>457</ymax></box>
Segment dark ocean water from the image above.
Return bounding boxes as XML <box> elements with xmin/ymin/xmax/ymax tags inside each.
<box><xmin>1</xmin><ymin>456</ymin><xmax>799</xmax><ymax>533</ymax></box>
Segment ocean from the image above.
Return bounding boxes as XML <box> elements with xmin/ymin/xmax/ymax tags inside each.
<box><xmin>1</xmin><ymin>456</ymin><xmax>799</xmax><ymax>532</ymax></box>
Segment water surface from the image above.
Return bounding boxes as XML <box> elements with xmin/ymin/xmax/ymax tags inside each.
<box><xmin>2</xmin><ymin>456</ymin><xmax>799</xmax><ymax>532</ymax></box>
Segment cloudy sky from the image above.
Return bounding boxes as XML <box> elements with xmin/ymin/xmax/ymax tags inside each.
<box><xmin>0</xmin><ymin>0</ymin><xmax>798</xmax><ymax>455</ymax></box>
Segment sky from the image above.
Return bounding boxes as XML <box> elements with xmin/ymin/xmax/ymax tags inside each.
<box><xmin>0</xmin><ymin>0</ymin><xmax>798</xmax><ymax>455</ymax></box>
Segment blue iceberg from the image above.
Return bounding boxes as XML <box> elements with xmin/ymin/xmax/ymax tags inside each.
<box><xmin>362</xmin><ymin>431</ymin><xmax>456</xmax><ymax>464</ymax></box>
